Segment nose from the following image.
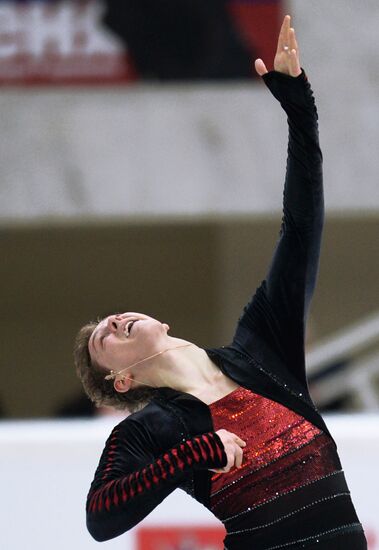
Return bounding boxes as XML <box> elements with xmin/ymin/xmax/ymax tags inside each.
<box><xmin>107</xmin><ymin>315</ymin><xmax>122</xmax><ymax>333</ymax></box>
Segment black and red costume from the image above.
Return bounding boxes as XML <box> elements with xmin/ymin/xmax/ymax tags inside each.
<box><xmin>86</xmin><ymin>71</ymin><xmax>367</xmax><ymax>549</ymax></box>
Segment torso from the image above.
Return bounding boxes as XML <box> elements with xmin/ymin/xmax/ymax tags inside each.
<box><xmin>204</xmin><ymin>386</ymin><xmax>364</xmax><ymax>549</ymax></box>
<box><xmin>209</xmin><ymin>386</ymin><xmax>338</xmax><ymax>519</ymax></box>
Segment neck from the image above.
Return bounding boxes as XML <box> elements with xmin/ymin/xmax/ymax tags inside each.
<box><xmin>131</xmin><ymin>338</ymin><xmax>225</xmax><ymax>398</ymax></box>
<box><xmin>112</xmin><ymin>341</ymin><xmax>192</xmax><ymax>381</ymax></box>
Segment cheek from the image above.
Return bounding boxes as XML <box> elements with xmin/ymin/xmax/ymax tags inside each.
<box><xmin>101</xmin><ymin>349</ymin><xmax>120</xmax><ymax>370</ymax></box>
<box><xmin>100</xmin><ymin>339</ymin><xmax>129</xmax><ymax>368</ymax></box>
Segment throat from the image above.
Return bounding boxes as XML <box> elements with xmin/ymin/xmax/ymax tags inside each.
<box><xmin>197</xmin><ymin>378</ymin><xmax>240</xmax><ymax>405</ymax></box>
<box><xmin>184</xmin><ymin>355</ymin><xmax>240</xmax><ymax>405</ymax></box>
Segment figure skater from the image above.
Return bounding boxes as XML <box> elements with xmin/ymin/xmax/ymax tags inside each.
<box><xmin>74</xmin><ymin>15</ymin><xmax>367</xmax><ymax>549</ymax></box>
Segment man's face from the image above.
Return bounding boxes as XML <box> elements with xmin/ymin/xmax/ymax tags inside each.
<box><xmin>88</xmin><ymin>312</ymin><xmax>170</xmax><ymax>373</ymax></box>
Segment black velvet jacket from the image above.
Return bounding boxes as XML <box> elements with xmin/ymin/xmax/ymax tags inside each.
<box><xmin>85</xmin><ymin>71</ymin><xmax>351</xmax><ymax>544</ymax></box>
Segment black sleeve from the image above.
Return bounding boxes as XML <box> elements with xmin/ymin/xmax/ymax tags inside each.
<box><xmin>86</xmin><ymin>419</ymin><xmax>227</xmax><ymax>541</ymax></box>
<box><xmin>232</xmin><ymin>70</ymin><xmax>323</xmax><ymax>387</ymax></box>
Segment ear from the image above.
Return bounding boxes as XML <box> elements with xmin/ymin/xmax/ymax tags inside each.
<box><xmin>113</xmin><ymin>375</ymin><xmax>132</xmax><ymax>394</ymax></box>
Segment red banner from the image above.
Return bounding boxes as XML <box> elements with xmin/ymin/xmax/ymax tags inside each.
<box><xmin>0</xmin><ymin>0</ymin><xmax>282</xmax><ymax>85</ymax></box>
<box><xmin>228</xmin><ymin>1</ymin><xmax>282</xmax><ymax>69</ymax></box>
<box><xmin>137</xmin><ymin>526</ymin><xmax>226</xmax><ymax>550</ymax></box>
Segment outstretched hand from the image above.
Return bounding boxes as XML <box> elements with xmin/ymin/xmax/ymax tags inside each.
<box><xmin>255</xmin><ymin>15</ymin><xmax>301</xmax><ymax>78</ymax></box>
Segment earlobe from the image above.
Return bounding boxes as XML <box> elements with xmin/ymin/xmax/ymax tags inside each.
<box><xmin>113</xmin><ymin>376</ymin><xmax>132</xmax><ymax>393</ymax></box>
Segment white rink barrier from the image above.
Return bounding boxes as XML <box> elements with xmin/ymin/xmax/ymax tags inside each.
<box><xmin>1</xmin><ymin>414</ymin><xmax>378</xmax><ymax>550</ymax></box>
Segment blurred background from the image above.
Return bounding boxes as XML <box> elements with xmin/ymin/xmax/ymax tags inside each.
<box><xmin>1</xmin><ymin>0</ymin><xmax>379</xmax><ymax>548</ymax></box>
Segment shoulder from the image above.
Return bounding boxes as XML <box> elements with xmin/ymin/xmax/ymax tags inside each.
<box><xmin>113</xmin><ymin>388</ymin><xmax>192</xmax><ymax>431</ymax></box>
<box><xmin>109</xmin><ymin>388</ymin><xmax>207</xmax><ymax>453</ymax></box>
<box><xmin>112</xmin><ymin>398</ymin><xmax>181</xmax><ymax>451</ymax></box>
<box><xmin>109</xmin><ymin>387</ymin><xmax>214</xmax><ymax>454</ymax></box>
<box><xmin>153</xmin><ymin>386</ymin><xmax>213</xmax><ymax>437</ymax></box>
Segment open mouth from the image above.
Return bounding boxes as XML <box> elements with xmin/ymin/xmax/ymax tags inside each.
<box><xmin>124</xmin><ymin>320</ymin><xmax>137</xmax><ymax>338</ymax></box>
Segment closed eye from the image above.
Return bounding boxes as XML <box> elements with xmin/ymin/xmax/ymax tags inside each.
<box><xmin>100</xmin><ymin>333</ymin><xmax>107</xmax><ymax>348</ymax></box>
<box><xmin>95</xmin><ymin>329</ymin><xmax>108</xmax><ymax>352</ymax></box>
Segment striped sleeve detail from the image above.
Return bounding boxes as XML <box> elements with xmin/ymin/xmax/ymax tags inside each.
<box><xmin>87</xmin><ymin>431</ymin><xmax>226</xmax><ymax>516</ymax></box>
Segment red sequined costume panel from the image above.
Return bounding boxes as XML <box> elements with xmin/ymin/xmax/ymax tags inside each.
<box><xmin>209</xmin><ymin>387</ymin><xmax>341</xmax><ymax>520</ymax></box>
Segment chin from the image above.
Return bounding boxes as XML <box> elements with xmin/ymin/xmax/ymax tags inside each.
<box><xmin>138</xmin><ymin>318</ymin><xmax>168</xmax><ymax>344</ymax></box>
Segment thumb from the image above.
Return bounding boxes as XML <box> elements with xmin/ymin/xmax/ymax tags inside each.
<box><xmin>254</xmin><ymin>58</ymin><xmax>268</xmax><ymax>77</ymax></box>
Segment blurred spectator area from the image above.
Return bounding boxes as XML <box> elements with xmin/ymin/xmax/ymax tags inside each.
<box><xmin>1</xmin><ymin>0</ymin><xmax>379</xmax><ymax>418</ymax></box>
<box><xmin>1</xmin><ymin>217</ymin><xmax>379</xmax><ymax>418</ymax></box>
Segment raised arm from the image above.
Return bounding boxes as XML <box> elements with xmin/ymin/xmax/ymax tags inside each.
<box><xmin>233</xmin><ymin>16</ymin><xmax>323</xmax><ymax>387</ymax></box>
<box><xmin>86</xmin><ymin>416</ymin><xmax>231</xmax><ymax>541</ymax></box>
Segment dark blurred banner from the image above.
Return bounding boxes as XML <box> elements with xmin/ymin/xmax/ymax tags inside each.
<box><xmin>0</xmin><ymin>0</ymin><xmax>282</xmax><ymax>85</ymax></box>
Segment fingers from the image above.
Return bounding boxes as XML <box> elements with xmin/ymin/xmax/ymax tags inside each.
<box><xmin>254</xmin><ymin>58</ymin><xmax>268</xmax><ymax>77</ymax></box>
<box><xmin>234</xmin><ymin>446</ymin><xmax>243</xmax><ymax>468</ymax></box>
<box><xmin>216</xmin><ymin>429</ymin><xmax>246</xmax><ymax>445</ymax></box>
<box><xmin>214</xmin><ymin>429</ymin><xmax>246</xmax><ymax>473</ymax></box>
<box><xmin>289</xmin><ymin>48</ymin><xmax>301</xmax><ymax>77</ymax></box>
<box><xmin>272</xmin><ymin>15</ymin><xmax>302</xmax><ymax>77</ymax></box>
<box><xmin>288</xmin><ymin>27</ymin><xmax>301</xmax><ymax>77</ymax></box>
<box><xmin>289</xmin><ymin>27</ymin><xmax>299</xmax><ymax>54</ymax></box>
<box><xmin>234</xmin><ymin>435</ymin><xmax>247</xmax><ymax>448</ymax></box>
<box><xmin>258</xmin><ymin>15</ymin><xmax>301</xmax><ymax>78</ymax></box>
<box><xmin>277</xmin><ymin>14</ymin><xmax>291</xmax><ymax>54</ymax></box>
<box><xmin>225</xmin><ymin>444</ymin><xmax>244</xmax><ymax>471</ymax></box>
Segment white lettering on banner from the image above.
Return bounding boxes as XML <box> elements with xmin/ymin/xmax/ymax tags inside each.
<box><xmin>77</xmin><ymin>1</ymin><xmax>121</xmax><ymax>55</ymax></box>
<box><xmin>28</xmin><ymin>3</ymin><xmax>73</xmax><ymax>57</ymax></box>
<box><xmin>0</xmin><ymin>1</ymin><xmax>133</xmax><ymax>83</ymax></box>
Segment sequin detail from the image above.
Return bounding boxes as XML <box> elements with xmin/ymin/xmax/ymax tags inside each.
<box><xmin>226</xmin><ymin>492</ymin><xmax>350</xmax><ymax>534</ymax></box>
<box><xmin>209</xmin><ymin>387</ymin><xmax>341</xmax><ymax>520</ymax></box>
<box><xmin>222</xmin><ymin>469</ymin><xmax>343</xmax><ymax>523</ymax></box>
<box><xmin>231</xmin><ymin>348</ymin><xmax>315</xmax><ymax>408</ymax></box>
<box><xmin>261</xmin><ymin>523</ymin><xmax>363</xmax><ymax>549</ymax></box>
